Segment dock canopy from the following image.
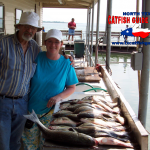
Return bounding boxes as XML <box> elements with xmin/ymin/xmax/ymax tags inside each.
<box><xmin>35</xmin><ymin>0</ymin><xmax>98</xmax><ymax>8</ymax></box>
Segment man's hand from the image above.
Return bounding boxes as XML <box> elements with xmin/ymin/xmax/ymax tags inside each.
<box><xmin>64</xmin><ymin>55</ymin><xmax>75</xmax><ymax>67</ymax></box>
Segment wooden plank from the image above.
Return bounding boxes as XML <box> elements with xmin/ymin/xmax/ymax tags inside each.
<box><xmin>75</xmin><ymin>67</ymin><xmax>101</xmax><ymax>82</ymax></box>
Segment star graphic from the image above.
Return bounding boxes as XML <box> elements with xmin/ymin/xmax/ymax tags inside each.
<box><xmin>126</xmin><ymin>30</ymin><xmax>129</xmax><ymax>33</ymax></box>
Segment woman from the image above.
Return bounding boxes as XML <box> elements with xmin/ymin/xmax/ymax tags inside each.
<box><xmin>22</xmin><ymin>29</ymin><xmax>78</xmax><ymax>150</ymax></box>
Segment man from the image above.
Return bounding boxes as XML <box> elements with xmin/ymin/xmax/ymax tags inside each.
<box><xmin>0</xmin><ymin>12</ymin><xmax>74</xmax><ymax>150</ymax></box>
<box><xmin>68</xmin><ymin>18</ymin><xmax>76</xmax><ymax>41</ymax></box>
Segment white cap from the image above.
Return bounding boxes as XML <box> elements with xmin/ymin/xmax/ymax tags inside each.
<box><xmin>45</xmin><ymin>29</ymin><xmax>62</xmax><ymax>41</ymax></box>
<box><xmin>14</xmin><ymin>12</ymin><xmax>42</xmax><ymax>32</ymax></box>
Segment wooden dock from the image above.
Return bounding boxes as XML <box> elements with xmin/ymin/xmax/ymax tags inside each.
<box><xmin>42</xmin><ymin>32</ymin><xmax>137</xmax><ymax>53</ymax></box>
<box><xmin>62</xmin><ymin>40</ymin><xmax>136</xmax><ymax>54</ymax></box>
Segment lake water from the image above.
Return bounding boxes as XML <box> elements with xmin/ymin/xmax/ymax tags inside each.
<box><xmin>43</xmin><ymin>22</ymin><xmax>135</xmax><ymax>42</ymax></box>
<box><xmin>43</xmin><ymin>22</ymin><xmax>150</xmax><ymax>149</ymax></box>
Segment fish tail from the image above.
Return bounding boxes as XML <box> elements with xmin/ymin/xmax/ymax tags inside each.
<box><xmin>23</xmin><ymin>109</ymin><xmax>40</xmax><ymax>123</ymax></box>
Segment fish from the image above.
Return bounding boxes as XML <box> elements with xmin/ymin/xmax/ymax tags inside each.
<box><xmin>23</xmin><ymin>110</ymin><xmax>98</xmax><ymax>147</ymax></box>
<box><xmin>115</xmin><ymin>114</ymin><xmax>125</xmax><ymax>125</ymax></box>
<box><xmin>80</xmin><ymin>118</ymin><xmax>122</xmax><ymax>128</ymax></box>
<box><xmin>79</xmin><ymin>123</ymin><xmax>102</xmax><ymax>128</ymax></box>
<box><xmin>93</xmin><ymin>95</ymin><xmax>118</xmax><ymax>108</ymax></box>
<box><xmin>78</xmin><ymin>109</ymin><xmax>125</xmax><ymax>124</ymax></box>
<box><xmin>76</xmin><ymin>99</ymin><xmax>93</xmax><ymax>104</ymax></box>
<box><xmin>73</xmin><ymin>106</ymin><xmax>95</xmax><ymax>114</ymax></box>
<box><xmin>50</xmin><ymin>117</ymin><xmax>80</xmax><ymax>127</ymax></box>
<box><xmin>93</xmin><ymin>95</ymin><xmax>106</xmax><ymax>100</ymax></box>
<box><xmin>71</xmin><ymin>99</ymin><xmax>94</xmax><ymax>105</ymax></box>
<box><xmin>78</xmin><ymin>109</ymin><xmax>115</xmax><ymax>119</ymax></box>
<box><xmin>113</xmin><ymin>106</ymin><xmax>121</xmax><ymax>114</ymax></box>
<box><xmin>59</xmin><ymin>103</ymin><xmax>71</xmax><ymax>110</ymax></box>
<box><xmin>49</xmin><ymin>125</ymin><xmax>71</xmax><ymax>131</ymax></box>
<box><xmin>77</xmin><ymin>111</ymin><xmax>116</xmax><ymax>122</ymax></box>
<box><xmin>81</xmin><ymin>96</ymin><xmax>93</xmax><ymax>100</ymax></box>
<box><xmin>53</xmin><ymin>110</ymin><xmax>73</xmax><ymax>117</ymax></box>
<box><xmin>60</xmin><ymin>99</ymin><xmax>79</xmax><ymax>104</ymax></box>
<box><xmin>73</xmin><ymin>126</ymin><xmax>129</xmax><ymax>142</ymax></box>
<box><xmin>66</xmin><ymin>103</ymin><xmax>92</xmax><ymax>111</ymax></box>
<box><xmin>93</xmin><ymin>96</ymin><xmax>119</xmax><ymax>114</ymax></box>
<box><xmin>67</xmin><ymin>114</ymin><xmax>81</xmax><ymax>122</ymax></box>
<box><xmin>74</xmin><ymin>126</ymin><xmax>130</xmax><ymax>138</ymax></box>
<box><xmin>91</xmin><ymin>103</ymin><xmax>106</xmax><ymax>111</ymax></box>
<box><xmin>69</xmin><ymin>96</ymin><xmax>93</xmax><ymax>104</ymax></box>
<box><xmin>95</xmin><ymin>137</ymin><xmax>133</xmax><ymax>148</ymax></box>
<box><xmin>78</xmin><ymin>123</ymin><xmax>128</xmax><ymax>132</ymax></box>
<box><xmin>99</xmin><ymin>99</ymin><xmax>118</xmax><ymax>109</ymax></box>
<box><xmin>68</xmin><ymin>99</ymin><xmax>84</xmax><ymax>104</ymax></box>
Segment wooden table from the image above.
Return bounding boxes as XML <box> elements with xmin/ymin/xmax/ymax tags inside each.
<box><xmin>75</xmin><ymin>67</ymin><xmax>101</xmax><ymax>83</ymax></box>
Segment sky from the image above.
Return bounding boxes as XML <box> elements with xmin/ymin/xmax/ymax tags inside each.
<box><xmin>43</xmin><ymin>0</ymin><xmax>142</xmax><ymax>24</ymax></box>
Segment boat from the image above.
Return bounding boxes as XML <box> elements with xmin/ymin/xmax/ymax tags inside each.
<box><xmin>0</xmin><ymin>0</ymin><xmax>149</xmax><ymax>149</ymax></box>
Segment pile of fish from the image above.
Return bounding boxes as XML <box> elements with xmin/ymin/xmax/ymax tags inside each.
<box><xmin>24</xmin><ymin>95</ymin><xmax>134</xmax><ymax>148</ymax></box>
<box><xmin>49</xmin><ymin>95</ymin><xmax>134</xmax><ymax>148</ymax></box>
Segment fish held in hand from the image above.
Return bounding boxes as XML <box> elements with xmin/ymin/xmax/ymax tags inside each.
<box><xmin>24</xmin><ymin>110</ymin><xmax>98</xmax><ymax>147</ymax></box>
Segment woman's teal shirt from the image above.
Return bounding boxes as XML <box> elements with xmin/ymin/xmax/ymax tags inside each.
<box><xmin>28</xmin><ymin>52</ymin><xmax>78</xmax><ymax>114</ymax></box>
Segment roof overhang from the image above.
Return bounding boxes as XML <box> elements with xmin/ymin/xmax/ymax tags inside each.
<box><xmin>35</xmin><ymin>0</ymin><xmax>97</xmax><ymax>9</ymax></box>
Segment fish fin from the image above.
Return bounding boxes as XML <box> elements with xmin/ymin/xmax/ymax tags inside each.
<box><xmin>69</xmin><ymin>127</ymin><xmax>77</xmax><ymax>133</ymax></box>
<box><xmin>23</xmin><ymin>109</ymin><xmax>39</xmax><ymax>123</ymax></box>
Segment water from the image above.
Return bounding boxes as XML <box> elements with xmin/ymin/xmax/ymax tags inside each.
<box><xmin>43</xmin><ymin>22</ymin><xmax>135</xmax><ymax>42</ymax></box>
<box><xmin>43</xmin><ymin>22</ymin><xmax>150</xmax><ymax>148</ymax></box>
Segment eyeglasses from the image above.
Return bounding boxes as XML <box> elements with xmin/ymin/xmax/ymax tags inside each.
<box><xmin>23</xmin><ymin>25</ymin><xmax>37</xmax><ymax>31</ymax></box>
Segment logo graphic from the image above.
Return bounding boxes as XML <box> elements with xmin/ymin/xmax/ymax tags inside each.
<box><xmin>121</xmin><ymin>24</ymin><xmax>150</xmax><ymax>39</ymax></box>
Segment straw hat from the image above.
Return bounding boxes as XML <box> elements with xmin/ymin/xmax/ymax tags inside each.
<box><xmin>45</xmin><ymin>29</ymin><xmax>62</xmax><ymax>41</ymax></box>
<box><xmin>14</xmin><ymin>12</ymin><xmax>42</xmax><ymax>32</ymax></box>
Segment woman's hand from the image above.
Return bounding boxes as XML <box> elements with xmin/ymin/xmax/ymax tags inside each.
<box><xmin>47</xmin><ymin>95</ymin><xmax>62</xmax><ymax>108</ymax></box>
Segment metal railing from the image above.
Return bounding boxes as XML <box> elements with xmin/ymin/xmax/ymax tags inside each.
<box><xmin>85</xmin><ymin>46</ymin><xmax>95</xmax><ymax>67</ymax></box>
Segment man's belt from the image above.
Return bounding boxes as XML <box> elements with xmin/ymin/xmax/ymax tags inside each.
<box><xmin>0</xmin><ymin>94</ymin><xmax>23</xmax><ymax>99</ymax></box>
